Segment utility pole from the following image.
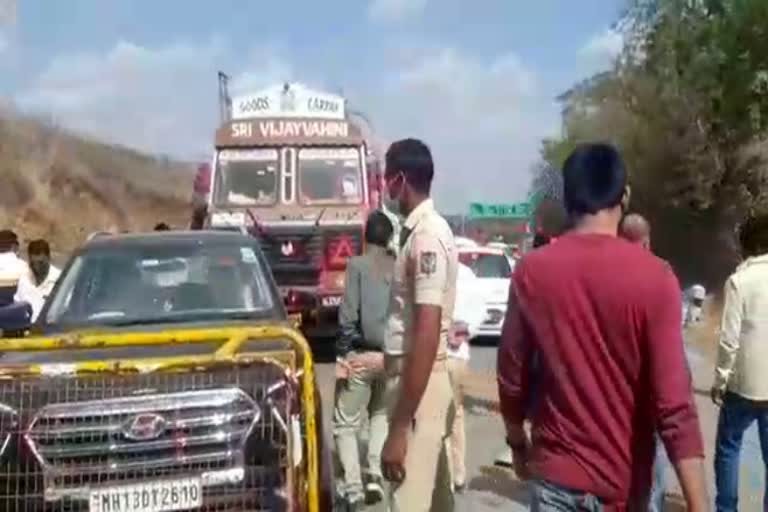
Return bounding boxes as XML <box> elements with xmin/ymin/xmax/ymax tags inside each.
<box><xmin>218</xmin><ymin>71</ymin><xmax>231</xmax><ymax>123</ymax></box>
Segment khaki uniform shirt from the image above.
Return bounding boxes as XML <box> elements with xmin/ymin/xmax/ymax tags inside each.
<box><xmin>384</xmin><ymin>199</ymin><xmax>458</xmax><ymax>357</ymax></box>
<box><xmin>714</xmin><ymin>253</ymin><xmax>768</xmax><ymax>400</ymax></box>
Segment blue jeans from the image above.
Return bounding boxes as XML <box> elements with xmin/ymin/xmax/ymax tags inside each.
<box><xmin>648</xmin><ymin>434</ymin><xmax>668</xmax><ymax>512</ymax></box>
<box><xmin>714</xmin><ymin>392</ymin><xmax>768</xmax><ymax>512</ymax></box>
<box><xmin>531</xmin><ymin>480</ymin><xmax>603</xmax><ymax>511</ymax></box>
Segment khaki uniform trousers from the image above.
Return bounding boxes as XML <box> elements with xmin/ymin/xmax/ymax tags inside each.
<box><xmin>446</xmin><ymin>357</ymin><xmax>468</xmax><ymax>487</ymax></box>
<box><xmin>385</xmin><ymin>356</ymin><xmax>455</xmax><ymax>512</ymax></box>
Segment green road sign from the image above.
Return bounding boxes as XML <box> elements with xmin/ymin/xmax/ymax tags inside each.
<box><xmin>468</xmin><ymin>202</ymin><xmax>532</xmax><ymax>220</ymax></box>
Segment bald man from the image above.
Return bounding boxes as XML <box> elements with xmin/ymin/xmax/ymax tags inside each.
<box><xmin>620</xmin><ymin>213</ymin><xmax>676</xmax><ymax>512</ymax></box>
<box><xmin>619</xmin><ymin>213</ymin><xmax>651</xmax><ymax>250</ymax></box>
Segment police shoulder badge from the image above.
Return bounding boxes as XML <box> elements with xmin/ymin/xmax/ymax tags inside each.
<box><xmin>419</xmin><ymin>251</ymin><xmax>437</xmax><ymax>275</ymax></box>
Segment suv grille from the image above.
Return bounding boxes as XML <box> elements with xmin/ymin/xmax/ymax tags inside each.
<box><xmin>0</xmin><ymin>363</ymin><xmax>298</xmax><ymax>511</ymax></box>
<box><xmin>26</xmin><ymin>389</ymin><xmax>258</xmax><ymax>479</ymax></box>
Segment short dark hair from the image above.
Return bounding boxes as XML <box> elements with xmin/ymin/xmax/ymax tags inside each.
<box><xmin>365</xmin><ymin>211</ymin><xmax>394</xmax><ymax>248</ymax></box>
<box><xmin>739</xmin><ymin>214</ymin><xmax>768</xmax><ymax>257</ymax></box>
<box><xmin>154</xmin><ymin>222</ymin><xmax>171</xmax><ymax>231</ymax></box>
<box><xmin>385</xmin><ymin>138</ymin><xmax>434</xmax><ymax>194</ymax></box>
<box><xmin>28</xmin><ymin>239</ymin><xmax>50</xmax><ymax>257</ymax></box>
<box><xmin>0</xmin><ymin>230</ymin><xmax>19</xmax><ymax>252</ymax></box>
<box><xmin>562</xmin><ymin>143</ymin><xmax>627</xmax><ymax>216</ymax></box>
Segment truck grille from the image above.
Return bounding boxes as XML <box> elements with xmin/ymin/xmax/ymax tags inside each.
<box><xmin>257</xmin><ymin>229</ymin><xmax>323</xmax><ymax>268</ymax></box>
<box><xmin>0</xmin><ymin>363</ymin><xmax>298</xmax><ymax>511</ymax></box>
<box><xmin>257</xmin><ymin>226</ymin><xmax>362</xmax><ymax>288</ymax></box>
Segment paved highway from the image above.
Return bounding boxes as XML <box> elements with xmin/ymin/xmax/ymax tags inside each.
<box><xmin>315</xmin><ymin>340</ymin><xmax>767</xmax><ymax>511</ymax></box>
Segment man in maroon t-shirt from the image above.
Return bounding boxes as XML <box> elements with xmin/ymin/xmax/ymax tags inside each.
<box><xmin>497</xmin><ymin>143</ymin><xmax>708</xmax><ymax>511</ymax></box>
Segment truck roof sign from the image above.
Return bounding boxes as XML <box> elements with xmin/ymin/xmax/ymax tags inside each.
<box><xmin>216</xmin><ymin>118</ymin><xmax>365</xmax><ymax>147</ymax></box>
<box><xmin>231</xmin><ymin>82</ymin><xmax>346</xmax><ymax>121</ymax></box>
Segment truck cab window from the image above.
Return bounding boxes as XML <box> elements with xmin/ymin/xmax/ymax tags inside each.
<box><xmin>215</xmin><ymin>149</ymin><xmax>279</xmax><ymax>206</ymax></box>
<box><xmin>297</xmin><ymin>148</ymin><xmax>362</xmax><ymax>205</ymax></box>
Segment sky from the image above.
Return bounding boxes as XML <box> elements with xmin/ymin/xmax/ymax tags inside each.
<box><xmin>0</xmin><ymin>0</ymin><xmax>625</xmax><ymax>212</ymax></box>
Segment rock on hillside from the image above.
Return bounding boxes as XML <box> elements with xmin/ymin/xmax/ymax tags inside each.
<box><xmin>0</xmin><ymin>113</ymin><xmax>193</xmax><ymax>255</ymax></box>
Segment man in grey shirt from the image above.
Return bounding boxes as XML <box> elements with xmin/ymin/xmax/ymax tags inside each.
<box><xmin>334</xmin><ymin>210</ymin><xmax>395</xmax><ymax>510</ymax></box>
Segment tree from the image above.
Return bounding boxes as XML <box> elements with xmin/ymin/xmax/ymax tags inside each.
<box><xmin>529</xmin><ymin>0</ymin><xmax>768</xmax><ymax>287</ymax></box>
<box><xmin>529</xmin><ymin>160</ymin><xmax>568</xmax><ymax>235</ymax></box>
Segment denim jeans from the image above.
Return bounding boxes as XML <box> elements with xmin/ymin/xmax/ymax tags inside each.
<box><xmin>531</xmin><ymin>480</ymin><xmax>603</xmax><ymax>511</ymax></box>
<box><xmin>714</xmin><ymin>392</ymin><xmax>768</xmax><ymax>512</ymax></box>
<box><xmin>648</xmin><ymin>434</ymin><xmax>668</xmax><ymax>512</ymax></box>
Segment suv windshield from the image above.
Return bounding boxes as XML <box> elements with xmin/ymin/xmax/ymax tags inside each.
<box><xmin>215</xmin><ymin>148</ymin><xmax>279</xmax><ymax>205</ymax></box>
<box><xmin>459</xmin><ymin>252</ymin><xmax>511</xmax><ymax>279</ymax></box>
<box><xmin>298</xmin><ymin>147</ymin><xmax>362</xmax><ymax>205</ymax></box>
<box><xmin>44</xmin><ymin>242</ymin><xmax>276</xmax><ymax>328</ymax></box>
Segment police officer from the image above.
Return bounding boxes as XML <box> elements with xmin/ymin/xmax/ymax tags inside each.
<box><xmin>380</xmin><ymin>139</ymin><xmax>458</xmax><ymax>511</ymax></box>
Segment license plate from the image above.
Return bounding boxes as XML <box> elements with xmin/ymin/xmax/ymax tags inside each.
<box><xmin>89</xmin><ymin>478</ymin><xmax>202</xmax><ymax>512</ymax></box>
<box><xmin>321</xmin><ymin>295</ymin><xmax>342</xmax><ymax>307</ymax></box>
<box><xmin>484</xmin><ymin>309</ymin><xmax>504</xmax><ymax>324</ymax></box>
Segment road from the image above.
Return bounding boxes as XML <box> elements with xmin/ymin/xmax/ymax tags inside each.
<box><xmin>314</xmin><ymin>340</ymin><xmax>534</xmax><ymax>512</ymax></box>
<box><xmin>315</xmin><ymin>339</ymin><xmax>767</xmax><ymax>511</ymax></box>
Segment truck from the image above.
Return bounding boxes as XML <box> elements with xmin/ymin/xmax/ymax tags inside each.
<box><xmin>199</xmin><ymin>73</ymin><xmax>384</xmax><ymax>338</ymax></box>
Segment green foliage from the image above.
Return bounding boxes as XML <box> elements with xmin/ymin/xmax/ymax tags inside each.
<box><xmin>530</xmin><ymin>0</ymin><xmax>768</xmax><ymax>286</ymax></box>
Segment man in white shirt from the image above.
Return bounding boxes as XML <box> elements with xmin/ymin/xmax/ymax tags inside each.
<box><xmin>446</xmin><ymin>262</ymin><xmax>484</xmax><ymax>492</ymax></box>
<box><xmin>683</xmin><ymin>284</ymin><xmax>706</xmax><ymax>327</ymax></box>
<box><xmin>0</xmin><ymin>230</ymin><xmax>40</xmax><ymax>325</ymax></box>
<box><xmin>27</xmin><ymin>239</ymin><xmax>60</xmax><ymax>319</ymax></box>
<box><xmin>28</xmin><ymin>239</ymin><xmax>61</xmax><ymax>299</ymax></box>
<box><xmin>711</xmin><ymin>214</ymin><xmax>768</xmax><ymax>512</ymax></box>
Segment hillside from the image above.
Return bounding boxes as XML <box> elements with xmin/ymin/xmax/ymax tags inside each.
<box><xmin>0</xmin><ymin>112</ymin><xmax>194</xmax><ymax>257</ymax></box>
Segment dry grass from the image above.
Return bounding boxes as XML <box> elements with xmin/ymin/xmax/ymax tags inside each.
<box><xmin>0</xmin><ymin>112</ymin><xmax>194</xmax><ymax>258</ymax></box>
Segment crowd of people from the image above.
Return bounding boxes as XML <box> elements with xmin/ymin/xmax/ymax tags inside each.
<box><xmin>497</xmin><ymin>143</ymin><xmax>768</xmax><ymax>512</ymax></box>
<box><xmin>0</xmin><ymin>221</ymin><xmax>174</xmax><ymax>332</ymax></box>
<box><xmin>334</xmin><ymin>139</ymin><xmax>768</xmax><ymax>512</ymax></box>
<box><xmin>0</xmin><ymin>230</ymin><xmax>61</xmax><ymax>327</ymax></box>
<box><xmin>0</xmin><ymin>139</ymin><xmax>761</xmax><ymax>511</ymax></box>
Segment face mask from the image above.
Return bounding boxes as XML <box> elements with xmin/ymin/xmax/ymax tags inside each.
<box><xmin>383</xmin><ymin>174</ymin><xmax>403</xmax><ymax>215</ymax></box>
<box><xmin>382</xmin><ymin>196</ymin><xmax>399</xmax><ymax>216</ymax></box>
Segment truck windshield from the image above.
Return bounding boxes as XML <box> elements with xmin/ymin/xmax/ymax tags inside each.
<box><xmin>214</xmin><ymin>148</ymin><xmax>279</xmax><ymax>206</ymax></box>
<box><xmin>297</xmin><ymin>147</ymin><xmax>362</xmax><ymax>205</ymax></box>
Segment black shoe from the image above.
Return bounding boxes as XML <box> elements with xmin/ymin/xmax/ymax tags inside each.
<box><xmin>454</xmin><ymin>482</ymin><xmax>467</xmax><ymax>494</ymax></box>
<box><xmin>365</xmin><ymin>475</ymin><xmax>385</xmax><ymax>504</ymax></box>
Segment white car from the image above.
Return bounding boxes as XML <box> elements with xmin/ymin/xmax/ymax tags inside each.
<box><xmin>454</xmin><ymin>262</ymin><xmax>485</xmax><ymax>340</ymax></box>
<box><xmin>458</xmin><ymin>246</ymin><xmax>514</xmax><ymax>338</ymax></box>
<box><xmin>455</xmin><ymin>236</ymin><xmax>479</xmax><ymax>249</ymax></box>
